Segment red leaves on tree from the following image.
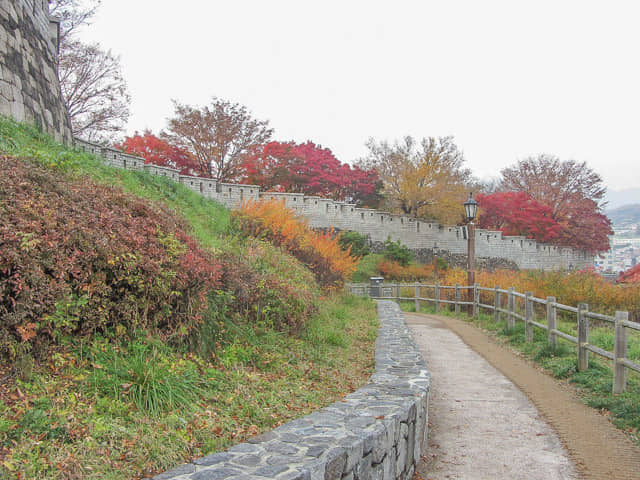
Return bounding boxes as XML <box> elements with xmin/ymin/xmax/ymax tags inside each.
<box><xmin>239</xmin><ymin>141</ymin><xmax>381</xmax><ymax>207</ymax></box>
<box><xmin>477</xmin><ymin>191</ymin><xmax>612</xmax><ymax>254</ymax></box>
<box><xmin>551</xmin><ymin>197</ymin><xmax>613</xmax><ymax>254</ymax></box>
<box><xmin>116</xmin><ymin>130</ymin><xmax>200</xmax><ymax>176</ymax></box>
<box><xmin>618</xmin><ymin>263</ymin><xmax>640</xmax><ymax>283</ymax></box>
<box><xmin>499</xmin><ymin>155</ymin><xmax>613</xmax><ymax>254</ymax></box>
<box><xmin>476</xmin><ymin>192</ymin><xmax>562</xmax><ymax>243</ymax></box>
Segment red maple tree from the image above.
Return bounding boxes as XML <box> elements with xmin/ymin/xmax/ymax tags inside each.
<box><xmin>476</xmin><ymin>191</ymin><xmax>562</xmax><ymax>243</ymax></box>
<box><xmin>499</xmin><ymin>155</ymin><xmax>612</xmax><ymax>254</ymax></box>
<box><xmin>239</xmin><ymin>141</ymin><xmax>381</xmax><ymax>206</ymax></box>
<box><xmin>116</xmin><ymin>131</ymin><xmax>200</xmax><ymax>176</ymax></box>
<box><xmin>477</xmin><ymin>191</ymin><xmax>611</xmax><ymax>253</ymax></box>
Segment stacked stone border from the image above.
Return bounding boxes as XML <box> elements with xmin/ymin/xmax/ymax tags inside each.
<box><xmin>153</xmin><ymin>301</ymin><xmax>430</xmax><ymax>480</ymax></box>
<box><xmin>73</xmin><ymin>138</ymin><xmax>594</xmax><ymax>271</ymax></box>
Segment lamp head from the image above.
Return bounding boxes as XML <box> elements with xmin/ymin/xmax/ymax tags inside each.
<box><xmin>464</xmin><ymin>192</ymin><xmax>478</xmax><ymax>222</ymax></box>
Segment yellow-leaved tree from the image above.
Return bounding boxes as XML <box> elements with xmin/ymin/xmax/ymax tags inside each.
<box><xmin>359</xmin><ymin>136</ymin><xmax>471</xmax><ymax>224</ymax></box>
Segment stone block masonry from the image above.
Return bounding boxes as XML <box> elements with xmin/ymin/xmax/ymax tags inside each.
<box><xmin>0</xmin><ymin>0</ymin><xmax>72</xmax><ymax>144</ymax></box>
<box><xmin>154</xmin><ymin>301</ymin><xmax>430</xmax><ymax>480</ymax></box>
<box><xmin>74</xmin><ymin>137</ymin><xmax>595</xmax><ymax>271</ymax></box>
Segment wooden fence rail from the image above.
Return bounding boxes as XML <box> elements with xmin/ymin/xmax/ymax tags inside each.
<box><xmin>347</xmin><ymin>281</ymin><xmax>640</xmax><ymax>393</ymax></box>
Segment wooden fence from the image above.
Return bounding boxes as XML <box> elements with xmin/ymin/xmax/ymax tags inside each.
<box><xmin>347</xmin><ymin>282</ymin><xmax>640</xmax><ymax>393</ymax></box>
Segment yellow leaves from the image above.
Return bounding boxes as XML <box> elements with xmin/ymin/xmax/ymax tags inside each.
<box><xmin>363</xmin><ymin>136</ymin><xmax>470</xmax><ymax>223</ymax></box>
<box><xmin>233</xmin><ymin>199</ymin><xmax>358</xmax><ymax>289</ymax></box>
<box><xmin>17</xmin><ymin>231</ymin><xmax>39</xmax><ymax>252</ymax></box>
<box><xmin>15</xmin><ymin>322</ymin><xmax>37</xmax><ymax>342</ymax></box>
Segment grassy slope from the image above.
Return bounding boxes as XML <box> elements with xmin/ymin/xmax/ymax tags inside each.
<box><xmin>0</xmin><ymin>118</ymin><xmax>378</xmax><ymax>479</ymax></box>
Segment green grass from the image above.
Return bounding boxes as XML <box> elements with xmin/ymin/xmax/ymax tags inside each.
<box><xmin>0</xmin><ymin>116</ymin><xmax>231</xmax><ymax>248</ymax></box>
<box><xmin>350</xmin><ymin>253</ymin><xmax>384</xmax><ymax>282</ymax></box>
<box><xmin>1</xmin><ymin>294</ymin><xmax>378</xmax><ymax>479</ymax></box>
<box><xmin>397</xmin><ymin>299</ymin><xmax>640</xmax><ymax>445</ymax></box>
<box><xmin>0</xmin><ymin>118</ymin><xmax>380</xmax><ymax>479</ymax></box>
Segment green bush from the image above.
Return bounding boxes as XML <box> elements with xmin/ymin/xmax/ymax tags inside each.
<box><xmin>220</xmin><ymin>239</ymin><xmax>320</xmax><ymax>331</ymax></box>
<box><xmin>338</xmin><ymin>231</ymin><xmax>370</xmax><ymax>258</ymax></box>
<box><xmin>382</xmin><ymin>238</ymin><xmax>413</xmax><ymax>266</ymax></box>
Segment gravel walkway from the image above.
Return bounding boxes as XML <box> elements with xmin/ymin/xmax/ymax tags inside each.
<box><xmin>405</xmin><ymin>312</ymin><xmax>577</xmax><ymax>480</ymax></box>
<box><xmin>405</xmin><ymin>312</ymin><xmax>640</xmax><ymax>480</ymax></box>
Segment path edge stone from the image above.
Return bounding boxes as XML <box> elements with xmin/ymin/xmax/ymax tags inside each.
<box><xmin>155</xmin><ymin>300</ymin><xmax>430</xmax><ymax>480</ymax></box>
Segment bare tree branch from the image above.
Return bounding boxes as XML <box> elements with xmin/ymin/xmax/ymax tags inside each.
<box><xmin>49</xmin><ymin>0</ymin><xmax>101</xmax><ymax>44</ymax></box>
<box><xmin>163</xmin><ymin>98</ymin><xmax>273</xmax><ymax>181</ymax></box>
<box><xmin>59</xmin><ymin>40</ymin><xmax>130</xmax><ymax>141</ymax></box>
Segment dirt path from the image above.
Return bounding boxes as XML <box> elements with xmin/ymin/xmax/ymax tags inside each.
<box><xmin>405</xmin><ymin>312</ymin><xmax>640</xmax><ymax>480</ymax></box>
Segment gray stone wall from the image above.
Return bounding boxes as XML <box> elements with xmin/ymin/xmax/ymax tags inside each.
<box><xmin>73</xmin><ymin>137</ymin><xmax>595</xmax><ymax>271</ymax></box>
<box><xmin>0</xmin><ymin>0</ymin><xmax>72</xmax><ymax>143</ymax></box>
<box><xmin>154</xmin><ymin>301</ymin><xmax>430</xmax><ymax>480</ymax></box>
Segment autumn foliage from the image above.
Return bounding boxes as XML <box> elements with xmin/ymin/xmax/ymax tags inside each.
<box><xmin>239</xmin><ymin>141</ymin><xmax>381</xmax><ymax>206</ymax></box>
<box><xmin>116</xmin><ymin>130</ymin><xmax>199</xmax><ymax>175</ymax></box>
<box><xmin>476</xmin><ymin>191</ymin><xmax>562</xmax><ymax>243</ymax></box>
<box><xmin>0</xmin><ymin>156</ymin><xmax>222</xmax><ymax>356</ymax></box>
<box><xmin>618</xmin><ymin>264</ymin><xmax>640</xmax><ymax>284</ymax></box>
<box><xmin>438</xmin><ymin>268</ymin><xmax>640</xmax><ymax>321</ymax></box>
<box><xmin>376</xmin><ymin>260</ymin><xmax>436</xmax><ymax>282</ymax></box>
<box><xmin>499</xmin><ymin>155</ymin><xmax>613</xmax><ymax>253</ymax></box>
<box><xmin>361</xmin><ymin>136</ymin><xmax>471</xmax><ymax>223</ymax></box>
<box><xmin>232</xmin><ymin>199</ymin><xmax>358</xmax><ymax>289</ymax></box>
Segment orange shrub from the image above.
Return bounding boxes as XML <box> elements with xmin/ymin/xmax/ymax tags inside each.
<box><xmin>377</xmin><ymin>260</ymin><xmax>436</xmax><ymax>282</ymax></box>
<box><xmin>232</xmin><ymin>199</ymin><xmax>358</xmax><ymax>289</ymax></box>
<box><xmin>440</xmin><ymin>268</ymin><xmax>640</xmax><ymax>321</ymax></box>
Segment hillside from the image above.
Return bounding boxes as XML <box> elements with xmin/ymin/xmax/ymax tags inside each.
<box><xmin>606</xmin><ymin>189</ymin><xmax>640</xmax><ymax>209</ymax></box>
<box><xmin>607</xmin><ymin>203</ymin><xmax>640</xmax><ymax>231</ymax></box>
<box><xmin>0</xmin><ymin>117</ymin><xmax>378</xmax><ymax>479</ymax></box>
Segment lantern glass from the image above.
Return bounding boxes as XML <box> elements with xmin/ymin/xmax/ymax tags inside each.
<box><xmin>464</xmin><ymin>192</ymin><xmax>478</xmax><ymax>221</ymax></box>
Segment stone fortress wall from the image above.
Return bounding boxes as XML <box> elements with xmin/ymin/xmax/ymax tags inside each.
<box><xmin>0</xmin><ymin>0</ymin><xmax>592</xmax><ymax>271</ymax></box>
<box><xmin>0</xmin><ymin>0</ymin><xmax>72</xmax><ymax>144</ymax></box>
<box><xmin>75</xmin><ymin>138</ymin><xmax>594</xmax><ymax>271</ymax></box>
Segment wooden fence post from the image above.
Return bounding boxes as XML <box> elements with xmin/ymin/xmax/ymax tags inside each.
<box><xmin>547</xmin><ymin>296</ymin><xmax>557</xmax><ymax>348</ymax></box>
<box><xmin>395</xmin><ymin>283</ymin><xmax>400</xmax><ymax>302</ymax></box>
<box><xmin>577</xmin><ymin>303</ymin><xmax>589</xmax><ymax>372</ymax></box>
<box><xmin>435</xmin><ymin>283</ymin><xmax>441</xmax><ymax>313</ymax></box>
<box><xmin>525</xmin><ymin>291</ymin><xmax>534</xmax><ymax>342</ymax></box>
<box><xmin>614</xmin><ymin>311</ymin><xmax>628</xmax><ymax>394</ymax></box>
<box><xmin>414</xmin><ymin>282</ymin><xmax>420</xmax><ymax>312</ymax></box>
<box><xmin>473</xmin><ymin>283</ymin><xmax>479</xmax><ymax>318</ymax></box>
<box><xmin>494</xmin><ymin>286</ymin><xmax>500</xmax><ymax>323</ymax></box>
<box><xmin>455</xmin><ymin>284</ymin><xmax>461</xmax><ymax>315</ymax></box>
<box><xmin>507</xmin><ymin>287</ymin><xmax>515</xmax><ymax>329</ymax></box>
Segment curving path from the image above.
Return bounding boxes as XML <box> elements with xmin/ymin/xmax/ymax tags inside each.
<box><xmin>405</xmin><ymin>312</ymin><xmax>640</xmax><ymax>480</ymax></box>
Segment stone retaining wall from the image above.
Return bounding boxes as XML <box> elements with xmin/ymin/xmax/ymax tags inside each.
<box><xmin>0</xmin><ymin>0</ymin><xmax>72</xmax><ymax>144</ymax></box>
<box><xmin>154</xmin><ymin>301</ymin><xmax>430</xmax><ymax>480</ymax></box>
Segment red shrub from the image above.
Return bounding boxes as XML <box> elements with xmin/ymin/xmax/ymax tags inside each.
<box><xmin>0</xmin><ymin>156</ymin><xmax>222</xmax><ymax>356</ymax></box>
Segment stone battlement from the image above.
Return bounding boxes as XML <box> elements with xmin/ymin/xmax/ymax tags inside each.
<box><xmin>74</xmin><ymin>137</ymin><xmax>594</xmax><ymax>270</ymax></box>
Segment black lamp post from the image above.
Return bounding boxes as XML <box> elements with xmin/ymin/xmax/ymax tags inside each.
<box><xmin>464</xmin><ymin>192</ymin><xmax>478</xmax><ymax>312</ymax></box>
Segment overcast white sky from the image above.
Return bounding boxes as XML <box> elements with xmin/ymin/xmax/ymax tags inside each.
<box><xmin>77</xmin><ymin>0</ymin><xmax>640</xmax><ymax>194</ymax></box>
